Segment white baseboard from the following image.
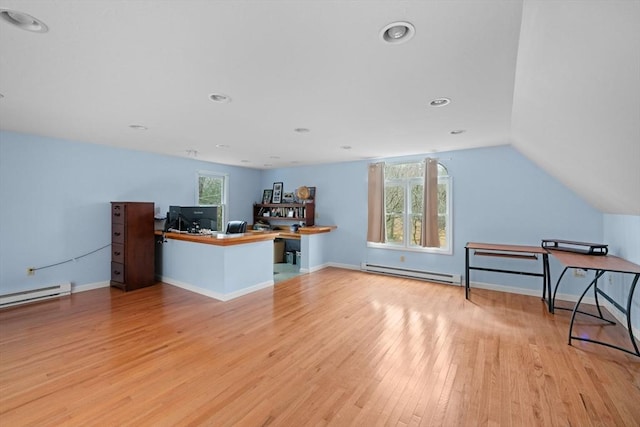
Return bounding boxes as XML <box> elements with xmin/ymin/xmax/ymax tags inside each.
<box><xmin>469</xmin><ymin>280</ymin><xmax>597</xmax><ymax>305</ymax></box>
<box><xmin>160</xmin><ymin>276</ymin><xmax>273</xmax><ymax>302</ymax></box>
<box><xmin>299</xmin><ymin>262</ymin><xmax>338</xmax><ymax>274</ymax></box>
<box><xmin>468</xmin><ymin>280</ymin><xmax>640</xmax><ymax>337</ymax></box>
<box><xmin>601</xmin><ymin>300</ymin><xmax>640</xmax><ymax>340</ymax></box>
<box><xmin>72</xmin><ymin>281</ymin><xmax>110</xmax><ymax>293</ymax></box>
<box><xmin>328</xmin><ymin>262</ymin><xmax>360</xmax><ymax>271</ymax></box>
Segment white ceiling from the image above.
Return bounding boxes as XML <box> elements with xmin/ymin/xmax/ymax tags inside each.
<box><xmin>0</xmin><ymin>0</ymin><xmax>638</xmax><ymax>215</ymax></box>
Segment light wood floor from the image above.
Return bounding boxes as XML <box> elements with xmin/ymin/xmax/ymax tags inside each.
<box><xmin>1</xmin><ymin>268</ymin><xmax>639</xmax><ymax>426</ymax></box>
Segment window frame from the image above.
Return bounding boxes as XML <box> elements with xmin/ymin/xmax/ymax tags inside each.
<box><xmin>195</xmin><ymin>171</ymin><xmax>228</xmax><ymax>231</ymax></box>
<box><xmin>367</xmin><ymin>161</ymin><xmax>453</xmax><ymax>255</ymax></box>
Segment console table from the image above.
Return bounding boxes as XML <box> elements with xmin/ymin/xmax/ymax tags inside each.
<box><xmin>465</xmin><ymin>242</ymin><xmax>551</xmax><ymax>311</ymax></box>
<box><xmin>549</xmin><ymin>250</ymin><xmax>640</xmax><ymax>357</ymax></box>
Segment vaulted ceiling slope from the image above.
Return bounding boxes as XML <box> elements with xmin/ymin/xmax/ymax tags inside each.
<box><xmin>511</xmin><ymin>1</ymin><xmax>640</xmax><ymax>215</ymax></box>
<box><xmin>0</xmin><ymin>1</ymin><xmax>638</xmax><ymax>215</ymax></box>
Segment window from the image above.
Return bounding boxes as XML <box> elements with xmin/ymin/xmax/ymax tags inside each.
<box><xmin>372</xmin><ymin>160</ymin><xmax>451</xmax><ymax>253</ymax></box>
<box><xmin>196</xmin><ymin>171</ymin><xmax>227</xmax><ymax>231</ymax></box>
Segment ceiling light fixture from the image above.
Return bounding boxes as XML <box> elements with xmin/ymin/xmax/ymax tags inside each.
<box><xmin>450</xmin><ymin>129</ymin><xmax>466</xmax><ymax>135</ymax></box>
<box><xmin>341</xmin><ymin>145</ymin><xmax>352</xmax><ymax>150</ymax></box>
<box><xmin>380</xmin><ymin>21</ymin><xmax>415</xmax><ymax>44</ymax></box>
<box><xmin>0</xmin><ymin>9</ymin><xmax>48</xmax><ymax>33</ymax></box>
<box><xmin>128</xmin><ymin>124</ymin><xmax>147</xmax><ymax>130</ymax></box>
<box><xmin>294</xmin><ymin>128</ymin><xmax>310</xmax><ymax>133</ymax></box>
<box><xmin>430</xmin><ymin>98</ymin><xmax>451</xmax><ymax>107</ymax></box>
<box><xmin>215</xmin><ymin>144</ymin><xmax>230</xmax><ymax>148</ymax></box>
<box><xmin>209</xmin><ymin>93</ymin><xmax>231</xmax><ymax>103</ymax></box>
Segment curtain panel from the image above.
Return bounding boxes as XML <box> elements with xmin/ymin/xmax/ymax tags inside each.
<box><xmin>367</xmin><ymin>162</ymin><xmax>385</xmax><ymax>243</ymax></box>
<box><xmin>421</xmin><ymin>157</ymin><xmax>440</xmax><ymax>247</ymax></box>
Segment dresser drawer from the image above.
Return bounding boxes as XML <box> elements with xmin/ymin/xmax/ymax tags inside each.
<box><xmin>111</xmin><ymin>262</ymin><xmax>125</xmax><ymax>283</ymax></box>
<box><xmin>111</xmin><ymin>243</ymin><xmax>124</xmax><ymax>263</ymax></box>
<box><xmin>111</xmin><ymin>203</ymin><xmax>126</xmax><ymax>224</ymax></box>
<box><xmin>112</xmin><ymin>223</ymin><xmax>125</xmax><ymax>244</ymax></box>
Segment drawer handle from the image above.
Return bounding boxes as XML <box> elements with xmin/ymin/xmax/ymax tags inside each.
<box><xmin>114</xmin><ymin>232</ymin><xmax>121</xmax><ymax>236</ymax></box>
<box><xmin>114</xmin><ymin>251</ymin><xmax>121</xmax><ymax>256</ymax></box>
<box><xmin>113</xmin><ymin>270</ymin><xmax>121</xmax><ymax>276</ymax></box>
<box><xmin>114</xmin><ymin>212</ymin><xmax>121</xmax><ymax>217</ymax></box>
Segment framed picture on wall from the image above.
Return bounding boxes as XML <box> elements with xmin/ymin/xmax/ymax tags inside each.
<box><xmin>262</xmin><ymin>189</ymin><xmax>273</xmax><ymax>204</ymax></box>
<box><xmin>272</xmin><ymin>182</ymin><xmax>283</xmax><ymax>203</ymax></box>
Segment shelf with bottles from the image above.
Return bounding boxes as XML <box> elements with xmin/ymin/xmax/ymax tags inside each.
<box><xmin>253</xmin><ymin>202</ymin><xmax>314</xmax><ymax>226</ymax></box>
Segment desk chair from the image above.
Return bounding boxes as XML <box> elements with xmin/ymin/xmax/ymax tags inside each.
<box><xmin>226</xmin><ymin>220</ymin><xmax>247</xmax><ymax>234</ymax></box>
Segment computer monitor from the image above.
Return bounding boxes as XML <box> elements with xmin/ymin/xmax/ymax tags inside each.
<box><xmin>166</xmin><ymin>205</ymin><xmax>217</xmax><ymax>232</ymax></box>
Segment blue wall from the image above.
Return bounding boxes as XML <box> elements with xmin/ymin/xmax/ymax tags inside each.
<box><xmin>0</xmin><ymin>131</ymin><xmax>261</xmax><ymax>294</ymax></box>
<box><xmin>262</xmin><ymin>145</ymin><xmax>604</xmax><ymax>295</ymax></box>
<box><xmin>603</xmin><ymin>214</ymin><xmax>640</xmax><ymax>333</ymax></box>
<box><xmin>0</xmin><ymin>131</ymin><xmax>626</xmax><ymax>311</ymax></box>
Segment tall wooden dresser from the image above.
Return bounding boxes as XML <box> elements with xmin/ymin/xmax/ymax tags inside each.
<box><xmin>110</xmin><ymin>202</ymin><xmax>155</xmax><ymax>291</ymax></box>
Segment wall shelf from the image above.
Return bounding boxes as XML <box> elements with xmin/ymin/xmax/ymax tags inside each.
<box><xmin>253</xmin><ymin>202</ymin><xmax>315</xmax><ymax>226</ymax></box>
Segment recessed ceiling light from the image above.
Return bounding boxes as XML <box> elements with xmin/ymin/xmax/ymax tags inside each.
<box><xmin>0</xmin><ymin>93</ymin><xmax>4</xmax><ymax>99</ymax></box>
<box><xmin>209</xmin><ymin>93</ymin><xmax>231</xmax><ymax>103</ymax></box>
<box><xmin>0</xmin><ymin>9</ymin><xmax>48</xmax><ymax>33</ymax></box>
<box><xmin>294</xmin><ymin>128</ymin><xmax>310</xmax><ymax>133</ymax></box>
<box><xmin>341</xmin><ymin>145</ymin><xmax>352</xmax><ymax>150</ymax></box>
<box><xmin>215</xmin><ymin>144</ymin><xmax>230</xmax><ymax>148</ymax></box>
<box><xmin>129</xmin><ymin>124</ymin><xmax>147</xmax><ymax>130</ymax></box>
<box><xmin>430</xmin><ymin>98</ymin><xmax>451</xmax><ymax>107</ymax></box>
<box><xmin>380</xmin><ymin>21</ymin><xmax>415</xmax><ymax>44</ymax></box>
<box><xmin>450</xmin><ymin>129</ymin><xmax>466</xmax><ymax>135</ymax></box>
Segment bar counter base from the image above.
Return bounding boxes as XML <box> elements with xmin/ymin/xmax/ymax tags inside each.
<box><xmin>159</xmin><ymin>236</ymin><xmax>275</xmax><ymax>302</ymax></box>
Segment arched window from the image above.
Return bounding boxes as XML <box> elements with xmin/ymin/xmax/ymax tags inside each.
<box><xmin>369</xmin><ymin>159</ymin><xmax>451</xmax><ymax>254</ymax></box>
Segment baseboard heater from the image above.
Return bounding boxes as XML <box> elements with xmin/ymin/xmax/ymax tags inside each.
<box><xmin>0</xmin><ymin>283</ymin><xmax>71</xmax><ymax>308</ymax></box>
<box><xmin>361</xmin><ymin>263</ymin><xmax>461</xmax><ymax>285</ymax></box>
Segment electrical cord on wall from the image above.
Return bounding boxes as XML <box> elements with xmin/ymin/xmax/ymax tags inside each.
<box><xmin>31</xmin><ymin>243</ymin><xmax>111</xmax><ymax>272</ymax></box>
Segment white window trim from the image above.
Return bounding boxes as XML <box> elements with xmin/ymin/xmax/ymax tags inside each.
<box><xmin>369</xmin><ymin>165</ymin><xmax>453</xmax><ymax>255</ymax></box>
<box><xmin>195</xmin><ymin>170</ymin><xmax>229</xmax><ymax>228</ymax></box>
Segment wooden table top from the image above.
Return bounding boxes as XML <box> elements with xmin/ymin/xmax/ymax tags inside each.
<box><xmin>466</xmin><ymin>242</ymin><xmax>548</xmax><ymax>254</ymax></box>
<box><xmin>548</xmin><ymin>250</ymin><xmax>640</xmax><ymax>274</ymax></box>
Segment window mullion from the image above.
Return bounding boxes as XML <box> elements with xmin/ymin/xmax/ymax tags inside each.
<box><xmin>404</xmin><ymin>179</ymin><xmax>411</xmax><ymax>247</ymax></box>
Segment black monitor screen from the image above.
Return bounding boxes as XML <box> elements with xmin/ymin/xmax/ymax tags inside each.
<box><xmin>166</xmin><ymin>205</ymin><xmax>217</xmax><ymax>232</ymax></box>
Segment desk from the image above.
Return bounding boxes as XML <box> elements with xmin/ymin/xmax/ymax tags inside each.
<box><xmin>248</xmin><ymin>225</ymin><xmax>338</xmax><ymax>240</ymax></box>
<box><xmin>249</xmin><ymin>226</ymin><xmax>337</xmax><ymax>272</ymax></box>
<box><xmin>549</xmin><ymin>250</ymin><xmax>640</xmax><ymax>357</ymax></box>
<box><xmin>465</xmin><ymin>242</ymin><xmax>551</xmax><ymax>311</ymax></box>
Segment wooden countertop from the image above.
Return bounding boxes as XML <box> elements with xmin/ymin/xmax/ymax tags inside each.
<box><xmin>157</xmin><ymin>225</ymin><xmax>336</xmax><ymax>245</ymax></box>
<box><xmin>157</xmin><ymin>231</ymin><xmax>279</xmax><ymax>246</ymax></box>
<box><xmin>248</xmin><ymin>225</ymin><xmax>337</xmax><ymax>239</ymax></box>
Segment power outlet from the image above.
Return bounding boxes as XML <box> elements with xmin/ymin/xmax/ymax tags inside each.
<box><xmin>400</xmin><ymin>255</ymin><xmax>405</xmax><ymax>262</ymax></box>
<box><xmin>573</xmin><ymin>268</ymin><xmax>586</xmax><ymax>278</ymax></box>
<box><xmin>27</xmin><ymin>267</ymin><xmax>35</xmax><ymax>276</ymax></box>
